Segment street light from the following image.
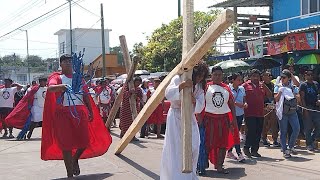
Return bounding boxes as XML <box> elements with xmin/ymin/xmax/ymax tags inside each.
<box><xmin>19</xmin><ymin>29</ymin><xmax>30</xmax><ymax>84</ymax></box>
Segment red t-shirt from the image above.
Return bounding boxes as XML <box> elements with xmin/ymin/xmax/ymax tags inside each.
<box><xmin>243</xmin><ymin>80</ymin><xmax>266</xmax><ymax>118</ymax></box>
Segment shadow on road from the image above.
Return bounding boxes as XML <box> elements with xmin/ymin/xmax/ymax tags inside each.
<box><xmin>51</xmin><ymin>173</ymin><xmax>112</xmax><ymax>180</ymax></box>
<box><xmin>202</xmin><ymin>167</ymin><xmax>246</xmax><ymax>179</ymax></box>
<box><xmin>117</xmin><ymin>154</ymin><xmax>160</xmax><ymax>180</ymax></box>
<box><xmin>6</xmin><ymin>137</ymin><xmax>42</xmax><ymax>142</ymax></box>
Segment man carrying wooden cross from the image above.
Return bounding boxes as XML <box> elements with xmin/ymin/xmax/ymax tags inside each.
<box><xmin>119</xmin><ymin>76</ymin><xmax>143</xmax><ymax>140</ymax></box>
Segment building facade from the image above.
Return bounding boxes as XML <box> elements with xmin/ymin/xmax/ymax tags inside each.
<box><xmin>272</xmin><ymin>0</ymin><xmax>320</xmax><ymax>33</ymax></box>
<box><xmin>54</xmin><ymin>28</ymin><xmax>111</xmax><ymax>65</ymax></box>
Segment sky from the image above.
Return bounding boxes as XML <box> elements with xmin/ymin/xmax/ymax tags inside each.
<box><xmin>0</xmin><ymin>0</ymin><xmax>268</xmax><ymax>59</ymax></box>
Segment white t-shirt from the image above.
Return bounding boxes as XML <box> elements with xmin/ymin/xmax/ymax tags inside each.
<box><xmin>60</xmin><ymin>75</ymin><xmax>83</xmax><ymax>106</ymax></box>
<box><xmin>205</xmin><ymin>84</ymin><xmax>231</xmax><ymax>114</ymax></box>
<box><xmin>33</xmin><ymin>87</ymin><xmax>47</xmax><ymax>108</ymax></box>
<box><xmin>99</xmin><ymin>87</ymin><xmax>112</xmax><ymax>104</ymax></box>
<box><xmin>0</xmin><ymin>87</ymin><xmax>17</xmax><ymax>108</ymax></box>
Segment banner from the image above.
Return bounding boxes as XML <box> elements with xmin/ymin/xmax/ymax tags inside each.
<box><xmin>247</xmin><ymin>39</ymin><xmax>263</xmax><ymax>58</ymax></box>
<box><xmin>267</xmin><ymin>31</ymin><xmax>318</xmax><ymax>55</ymax></box>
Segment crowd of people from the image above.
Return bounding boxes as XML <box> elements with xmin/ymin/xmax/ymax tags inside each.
<box><xmin>0</xmin><ymin>54</ymin><xmax>319</xmax><ymax>179</ymax></box>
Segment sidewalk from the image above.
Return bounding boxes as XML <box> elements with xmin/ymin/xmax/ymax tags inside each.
<box><xmin>0</xmin><ymin>125</ymin><xmax>319</xmax><ymax>180</ymax></box>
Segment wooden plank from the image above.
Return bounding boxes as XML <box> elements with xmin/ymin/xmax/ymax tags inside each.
<box><xmin>119</xmin><ymin>36</ymin><xmax>138</xmax><ymax>120</ymax></box>
<box><xmin>181</xmin><ymin>0</ymin><xmax>194</xmax><ymax>173</ymax></box>
<box><xmin>114</xmin><ymin>9</ymin><xmax>234</xmax><ymax>155</ymax></box>
<box><xmin>105</xmin><ymin>56</ymin><xmax>139</xmax><ymax>128</ymax></box>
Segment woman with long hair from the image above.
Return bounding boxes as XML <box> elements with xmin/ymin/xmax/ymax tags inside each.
<box><xmin>160</xmin><ymin>62</ymin><xmax>208</xmax><ymax>180</ymax></box>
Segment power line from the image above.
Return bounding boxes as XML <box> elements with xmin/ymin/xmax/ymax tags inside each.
<box><xmin>46</xmin><ymin>18</ymin><xmax>101</xmax><ymax>57</ymax></box>
<box><xmin>72</xmin><ymin>0</ymin><xmax>100</xmax><ymax>17</ymax></box>
<box><xmin>0</xmin><ymin>2</ymin><xmax>69</xmax><ymax>40</ymax></box>
<box><xmin>0</xmin><ymin>0</ymin><xmax>84</xmax><ymax>42</ymax></box>
<box><xmin>0</xmin><ymin>0</ymin><xmax>43</xmax><ymax>29</ymax></box>
<box><xmin>7</xmin><ymin>38</ymin><xmax>57</xmax><ymax>45</ymax></box>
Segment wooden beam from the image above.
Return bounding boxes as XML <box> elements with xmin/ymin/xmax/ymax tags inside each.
<box><xmin>119</xmin><ymin>36</ymin><xmax>138</xmax><ymax>120</ymax></box>
<box><xmin>114</xmin><ymin>9</ymin><xmax>234</xmax><ymax>155</ymax></box>
<box><xmin>181</xmin><ymin>0</ymin><xmax>194</xmax><ymax>173</ymax></box>
<box><xmin>105</xmin><ymin>56</ymin><xmax>139</xmax><ymax>128</ymax></box>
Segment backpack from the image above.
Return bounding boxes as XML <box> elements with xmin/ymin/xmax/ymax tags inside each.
<box><xmin>282</xmin><ymin>84</ymin><xmax>297</xmax><ymax>115</ymax></box>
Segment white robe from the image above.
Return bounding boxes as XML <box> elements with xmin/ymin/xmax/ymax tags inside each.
<box><xmin>30</xmin><ymin>87</ymin><xmax>47</xmax><ymax>122</ymax></box>
<box><xmin>160</xmin><ymin>75</ymin><xmax>205</xmax><ymax>180</ymax></box>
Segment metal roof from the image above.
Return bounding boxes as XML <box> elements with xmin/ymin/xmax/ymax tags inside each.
<box><xmin>209</xmin><ymin>0</ymin><xmax>271</xmax><ymax>8</ymax></box>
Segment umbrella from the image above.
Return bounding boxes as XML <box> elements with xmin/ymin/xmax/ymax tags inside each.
<box><xmin>213</xmin><ymin>60</ymin><xmax>250</xmax><ymax>71</ymax></box>
<box><xmin>250</xmin><ymin>58</ymin><xmax>281</xmax><ymax>69</ymax></box>
<box><xmin>135</xmin><ymin>70</ymin><xmax>150</xmax><ymax>75</ymax></box>
<box><xmin>297</xmin><ymin>54</ymin><xmax>320</xmax><ymax>64</ymax></box>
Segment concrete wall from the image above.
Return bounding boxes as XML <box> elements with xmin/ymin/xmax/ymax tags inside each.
<box><xmin>56</xmin><ymin>29</ymin><xmax>110</xmax><ymax>65</ymax></box>
<box><xmin>272</xmin><ymin>0</ymin><xmax>320</xmax><ymax>33</ymax></box>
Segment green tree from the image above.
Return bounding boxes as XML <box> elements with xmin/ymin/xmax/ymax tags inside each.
<box><xmin>140</xmin><ymin>10</ymin><xmax>228</xmax><ymax>72</ymax></box>
<box><xmin>0</xmin><ymin>54</ymin><xmax>24</xmax><ymax>67</ymax></box>
<box><xmin>110</xmin><ymin>46</ymin><xmax>124</xmax><ymax>66</ymax></box>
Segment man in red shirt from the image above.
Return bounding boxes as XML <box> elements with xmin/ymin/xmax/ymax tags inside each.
<box><xmin>243</xmin><ymin>69</ymin><xmax>272</xmax><ymax>157</ymax></box>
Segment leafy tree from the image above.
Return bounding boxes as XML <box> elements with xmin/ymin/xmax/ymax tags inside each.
<box><xmin>132</xmin><ymin>10</ymin><xmax>238</xmax><ymax>72</ymax></box>
<box><xmin>45</xmin><ymin>58</ymin><xmax>59</xmax><ymax>71</ymax></box>
<box><xmin>25</xmin><ymin>55</ymin><xmax>44</xmax><ymax>67</ymax></box>
<box><xmin>0</xmin><ymin>54</ymin><xmax>24</xmax><ymax>67</ymax></box>
<box><xmin>110</xmin><ymin>46</ymin><xmax>124</xmax><ymax>66</ymax></box>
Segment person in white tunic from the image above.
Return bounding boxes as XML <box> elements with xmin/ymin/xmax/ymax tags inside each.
<box><xmin>160</xmin><ymin>63</ymin><xmax>208</xmax><ymax>180</ymax></box>
<box><xmin>0</xmin><ymin>78</ymin><xmax>23</xmax><ymax>138</ymax></box>
<box><xmin>26</xmin><ymin>77</ymin><xmax>47</xmax><ymax>139</ymax></box>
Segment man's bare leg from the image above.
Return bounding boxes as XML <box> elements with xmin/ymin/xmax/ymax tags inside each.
<box><xmin>62</xmin><ymin>151</ymin><xmax>73</xmax><ymax>178</ymax></box>
<box><xmin>72</xmin><ymin>148</ymin><xmax>85</xmax><ymax>176</ymax></box>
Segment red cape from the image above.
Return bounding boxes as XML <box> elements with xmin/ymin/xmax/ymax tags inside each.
<box><xmin>4</xmin><ymin>86</ymin><xmax>39</xmax><ymax>129</ymax></box>
<box><xmin>41</xmin><ymin>72</ymin><xmax>112</xmax><ymax>160</ymax></box>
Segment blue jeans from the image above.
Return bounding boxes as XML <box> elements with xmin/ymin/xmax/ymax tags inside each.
<box><xmin>304</xmin><ymin>110</ymin><xmax>320</xmax><ymax>146</ymax></box>
<box><xmin>279</xmin><ymin>112</ymin><xmax>300</xmax><ymax>151</ymax></box>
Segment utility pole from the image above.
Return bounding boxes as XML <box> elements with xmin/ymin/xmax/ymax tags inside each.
<box><xmin>101</xmin><ymin>3</ymin><xmax>106</xmax><ymax>77</ymax></box>
<box><xmin>178</xmin><ymin>0</ymin><xmax>181</xmax><ymax>17</ymax></box>
<box><xmin>19</xmin><ymin>29</ymin><xmax>30</xmax><ymax>84</ymax></box>
<box><xmin>68</xmin><ymin>0</ymin><xmax>73</xmax><ymax>55</ymax></box>
<box><xmin>26</xmin><ymin>30</ymin><xmax>30</xmax><ymax>84</ymax></box>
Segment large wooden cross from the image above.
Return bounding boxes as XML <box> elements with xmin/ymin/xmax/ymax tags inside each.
<box><xmin>114</xmin><ymin>8</ymin><xmax>234</xmax><ymax>172</ymax></box>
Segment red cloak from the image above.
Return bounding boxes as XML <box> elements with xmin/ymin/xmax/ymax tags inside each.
<box><xmin>41</xmin><ymin>72</ymin><xmax>112</xmax><ymax>160</ymax></box>
<box><xmin>4</xmin><ymin>85</ymin><xmax>39</xmax><ymax>129</ymax></box>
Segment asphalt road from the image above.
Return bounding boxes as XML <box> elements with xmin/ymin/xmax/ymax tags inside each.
<box><xmin>0</xmin><ymin>123</ymin><xmax>319</xmax><ymax>180</ymax></box>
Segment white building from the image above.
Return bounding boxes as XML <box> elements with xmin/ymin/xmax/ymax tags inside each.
<box><xmin>54</xmin><ymin>28</ymin><xmax>111</xmax><ymax>65</ymax></box>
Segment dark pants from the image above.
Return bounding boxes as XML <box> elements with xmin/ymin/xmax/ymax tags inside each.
<box><xmin>244</xmin><ymin>117</ymin><xmax>264</xmax><ymax>153</ymax></box>
<box><xmin>304</xmin><ymin>110</ymin><xmax>320</xmax><ymax>146</ymax></box>
<box><xmin>228</xmin><ymin>115</ymin><xmax>244</xmax><ymax>155</ymax></box>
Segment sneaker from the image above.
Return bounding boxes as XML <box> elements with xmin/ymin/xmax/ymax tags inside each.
<box><xmin>251</xmin><ymin>152</ymin><xmax>262</xmax><ymax>158</ymax></box>
<box><xmin>307</xmin><ymin>145</ymin><xmax>315</xmax><ymax>152</ymax></box>
<box><xmin>262</xmin><ymin>139</ymin><xmax>270</xmax><ymax>147</ymax></box>
<box><xmin>237</xmin><ymin>153</ymin><xmax>246</xmax><ymax>163</ymax></box>
<box><xmin>283</xmin><ymin>150</ymin><xmax>291</xmax><ymax>158</ymax></box>
<box><xmin>273</xmin><ymin>141</ymin><xmax>280</xmax><ymax>147</ymax></box>
<box><xmin>289</xmin><ymin>147</ymin><xmax>298</xmax><ymax>155</ymax></box>
<box><xmin>226</xmin><ymin>151</ymin><xmax>237</xmax><ymax>160</ymax></box>
<box><xmin>243</xmin><ymin>148</ymin><xmax>251</xmax><ymax>158</ymax></box>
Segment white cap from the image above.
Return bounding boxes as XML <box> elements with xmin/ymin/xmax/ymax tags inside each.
<box><xmin>142</xmin><ymin>78</ymin><xmax>150</xmax><ymax>82</ymax></box>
